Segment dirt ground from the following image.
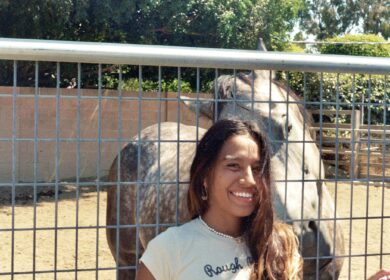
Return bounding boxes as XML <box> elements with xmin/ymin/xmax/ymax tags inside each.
<box><xmin>326</xmin><ymin>181</ymin><xmax>390</xmax><ymax>279</ymax></box>
<box><xmin>0</xmin><ymin>182</ymin><xmax>389</xmax><ymax>280</ymax></box>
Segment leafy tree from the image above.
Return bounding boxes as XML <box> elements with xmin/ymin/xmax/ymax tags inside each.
<box><xmin>298</xmin><ymin>0</ymin><xmax>360</xmax><ymax>40</ymax></box>
<box><xmin>0</xmin><ymin>0</ymin><xmax>144</xmax><ymax>42</ymax></box>
<box><xmin>0</xmin><ymin>0</ymin><xmax>303</xmax><ymax>88</ymax></box>
<box><xmin>0</xmin><ymin>0</ymin><xmax>303</xmax><ymax>50</ymax></box>
<box><xmin>0</xmin><ymin>0</ymin><xmax>74</xmax><ymax>39</ymax></box>
<box><xmin>299</xmin><ymin>0</ymin><xmax>390</xmax><ymax>39</ymax></box>
<box><xmin>361</xmin><ymin>0</ymin><xmax>390</xmax><ymax>39</ymax></box>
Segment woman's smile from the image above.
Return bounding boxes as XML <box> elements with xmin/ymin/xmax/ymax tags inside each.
<box><xmin>230</xmin><ymin>191</ymin><xmax>255</xmax><ymax>200</ymax></box>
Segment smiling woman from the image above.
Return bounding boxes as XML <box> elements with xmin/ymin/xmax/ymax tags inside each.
<box><xmin>201</xmin><ymin>133</ymin><xmax>261</xmax><ymax>226</ymax></box>
<box><xmin>135</xmin><ymin>119</ymin><xmax>303</xmax><ymax>280</ymax></box>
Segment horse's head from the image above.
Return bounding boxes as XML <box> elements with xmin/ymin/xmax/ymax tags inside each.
<box><xmin>181</xmin><ymin>68</ymin><xmax>344</xmax><ymax>279</ymax></box>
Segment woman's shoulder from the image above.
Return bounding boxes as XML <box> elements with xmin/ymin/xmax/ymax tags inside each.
<box><xmin>148</xmin><ymin>218</ymin><xmax>200</xmax><ymax>245</ymax></box>
<box><xmin>163</xmin><ymin>218</ymin><xmax>199</xmax><ymax>237</ymax></box>
<box><xmin>140</xmin><ymin>221</ymin><xmax>201</xmax><ymax>280</ymax></box>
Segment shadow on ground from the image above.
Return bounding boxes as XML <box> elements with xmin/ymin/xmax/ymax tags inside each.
<box><xmin>0</xmin><ymin>178</ymin><xmax>110</xmax><ymax>207</ymax></box>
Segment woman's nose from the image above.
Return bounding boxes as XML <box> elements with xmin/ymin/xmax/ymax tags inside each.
<box><xmin>239</xmin><ymin>167</ymin><xmax>257</xmax><ymax>186</ymax></box>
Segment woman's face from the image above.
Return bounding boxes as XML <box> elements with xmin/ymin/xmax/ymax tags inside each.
<box><xmin>204</xmin><ymin>134</ymin><xmax>262</xmax><ymax>221</ymax></box>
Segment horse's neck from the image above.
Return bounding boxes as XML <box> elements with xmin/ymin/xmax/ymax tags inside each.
<box><xmin>254</xmin><ymin>69</ymin><xmax>275</xmax><ymax>82</ymax></box>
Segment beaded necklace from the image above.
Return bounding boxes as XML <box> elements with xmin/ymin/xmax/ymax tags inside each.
<box><xmin>198</xmin><ymin>216</ymin><xmax>245</xmax><ymax>243</ymax></box>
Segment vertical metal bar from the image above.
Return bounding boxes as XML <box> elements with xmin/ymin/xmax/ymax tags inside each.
<box><xmin>333</xmin><ymin>73</ymin><xmax>341</xmax><ymax>279</ymax></box>
<box><xmin>75</xmin><ymin>63</ymin><xmax>81</xmax><ymax>280</ymax></box>
<box><xmin>250</xmin><ymin>70</ymin><xmax>255</xmax><ymax>120</ymax></box>
<box><xmin>363</xmin><ymin>75</ymin><xmax>373</xmax><ymax>280</ymax></box>
<box><xmin>214</xmin><ymin>69</ymin><xmax>219</xmax><ymax>122</ymax></box>
<box><xmin>95</xmin><ymin>63</ymin><xmax>102</xmax><ymax>279</ymax></box>
<box><xmin>11</xmin><ymin>60</ymin><xmax>17</xmax><ymax>280</ymax></box>
<box><xmin>379</xmin><ymin>75</ymin><xmax>388</xmax><ymax>268</ymax></box>
<box><xmin>115</xmin><ymin>65</ymin><xmax>123</xmax><ymax>278</ymax></box>
<box><xmin>54</xmin><ymin>62</ymin><xmax>61</xmax><ymax>280</ymax></box>
<box><xmin>195</xmin><ymin>68</ymin><xmax>200</xmax><ymax>142</ymax></box>
<box><xmin>33</xmin><ymin>61</ymin><xmax>39</xmax><ymax>280</ymax></box>
<box><xmin>317</xmin><ymin>72</ymin><xmax>325</xmax><ymax>280</ymax></box>
<box><xmin>155</xmin><ymin>66</ymin><xmax>162</xmax><ymax>235</ymax></box>
<box><xmin>299</xmin><ymin>72</ymin><xmax>307</xmax><ymax>253</ymax></box>
<box><xmin>267</xmin><ymin>71</ymin><xmax>272</xmax><ymax>153</ymax></box>
<box><xmin>361</xmin><ymin>85</ymin><xmax>365</xmax><ymax>125</ymax></box>
<box><xmin>350</xmin><ymin>74</ymin><xmax>361</xmax><ymax>179</ymax></box>
<box><xmin>175</xmin><ymin>67</ymin><xmax>181</xmax><ymax>224</ymax></box>
<box><xmin>232</xmin><ymin>69</ymin><xmax>237</xmax><ymax>115</ymax></box>
<box><xmin>283</xmin><ymin>72</ymin><xmax>289</xmax><ymax>221</ymax></box>
<box><xmin>135</xmin><ymin>65</ymin><xmax>142</xmax><ymax>265</ymax></box>
<box><xmin>348</xmin><ymin>74</ymin><xmax>357</xmax><ymax>279</ymax></box>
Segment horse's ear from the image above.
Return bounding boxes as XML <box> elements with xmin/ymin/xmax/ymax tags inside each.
<box><xmin>254</xmin><ymin>37</ymin><xmax>275</xmax><ymax>82</ymax></box>
<box><xmin>257</xmin><ymin>37</ymin><xmax>267</xmax><ymax>51</ymax></box>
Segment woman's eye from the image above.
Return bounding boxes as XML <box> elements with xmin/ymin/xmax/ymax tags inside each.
<box><xmin>252</xmin><ymin>166</ymin><xmax>261</xmax><ymax>174</ymax></box>
<box><xmin>227</xmin><ymin>163</ymin><xmax>240</xmax><ymax>170</ymax></box>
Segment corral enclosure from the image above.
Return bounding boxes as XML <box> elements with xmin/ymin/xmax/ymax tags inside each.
<box><xmin>0</xmin><ymin>39</ymin><xmax>389</xmax><ymax>280</ymax></box>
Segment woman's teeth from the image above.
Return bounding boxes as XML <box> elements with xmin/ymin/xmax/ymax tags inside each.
<box><xmin>232</xmin><ymin>192</ymin><xmax>253</xmax><ymax>198</ymax></box>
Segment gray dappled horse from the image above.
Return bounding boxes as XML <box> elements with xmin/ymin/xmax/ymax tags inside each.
<box><xmin>106</xmin><ymin>53</ymin><xmax>344</xmax><ymax>280</ymax></box>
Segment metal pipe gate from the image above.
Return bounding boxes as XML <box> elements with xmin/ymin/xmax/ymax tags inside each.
<box><xmin>0</xmin><ymin>38</ymin><xmax>389</xmax><ymax>280</ymax></box>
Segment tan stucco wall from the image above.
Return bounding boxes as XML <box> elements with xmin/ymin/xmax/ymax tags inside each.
<box><xmin>0</xmin><ymin>87</ymin><xmax>211</xmax><ymax>183</ymax></box>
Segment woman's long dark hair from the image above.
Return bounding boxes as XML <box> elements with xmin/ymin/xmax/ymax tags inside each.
<box><xmin>266</xmin><ymin>222</ymin><xmax>303</xmax><ymax>280</ymax></box>
<box><xmin>187</xmin><ymin>119</ymin><xmax>292</xmax><ymax>279</ymax></box>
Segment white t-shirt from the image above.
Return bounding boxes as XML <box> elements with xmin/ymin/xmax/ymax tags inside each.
<box><xmin>140</xmin><ymin>218</ymin><xmax>253</xmax><ymax>280</ymax></box>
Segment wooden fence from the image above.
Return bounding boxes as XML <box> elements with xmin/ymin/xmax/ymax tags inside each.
<box><xmin>310</xmin><ymin>110</ymin><xmax>390</xmax><ymax>179</ymax></box>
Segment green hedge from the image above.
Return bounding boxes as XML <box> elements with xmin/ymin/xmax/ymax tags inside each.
<box><xmin>104</xmin><ymin>76</ymin><xmax>193</xmax><ymax>93</ymax></box>
<box><xmin>320</xmin><ymin>34</ymin><xmax>390</xmax><ymax>57</ymax></box>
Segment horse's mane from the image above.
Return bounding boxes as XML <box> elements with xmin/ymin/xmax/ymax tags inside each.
<box><xmin>272</xmin><ymin>79</ymin><xmax>314</xmax><ymax>128</ymax></box>
<box><xmin>234</xmin><ymin>71</ymin><xmax>314</xmax><ymax>128</ymax></box>
<box><xmin>216</xmin><ymin>71</ymin><xmax>314</xmax><ymax>130</ymax></box>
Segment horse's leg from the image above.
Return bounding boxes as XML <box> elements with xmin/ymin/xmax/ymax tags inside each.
<box><xmin>106</xmin><ymin>156</ymin><xmax>138</xmax><ymax>279</ymax></box>
<box><xmin>107</xmin><ymin>183</ymin><xmax>138</xmax><ymax>279</ymax></box>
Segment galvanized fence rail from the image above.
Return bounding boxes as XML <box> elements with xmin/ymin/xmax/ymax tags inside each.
<box><xmin>0</xmin><ymin>38</ymin><xmax>389</xmax><ymax>280</ymax></box>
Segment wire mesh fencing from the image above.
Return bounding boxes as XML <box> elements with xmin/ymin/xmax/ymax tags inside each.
<box><xmin>0</xmin><ymin>39</ymin><xmax>389</xmax><ymax>280</ymax></box>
